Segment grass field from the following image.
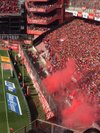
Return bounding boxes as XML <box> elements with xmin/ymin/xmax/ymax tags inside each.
<box><xmin>13</xmin><ymin>51</ymin><xmax>45</xmax><ymax>120</ymax></box>
<box><xmin>0</xmin><ymin>50</ymin><xmax>31</xmax><ymax>133</ymax></box>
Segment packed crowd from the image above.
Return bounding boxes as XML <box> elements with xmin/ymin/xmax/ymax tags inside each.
<box><xmin>27</xmin><ymin>1</ymin><xmax>57</xmax><ymax>10</ymax></box>
<box><xmin>43</xmin><ymin>19</ymin><xmax>99</xmax><ymax>74</ymax></box>
<box><xmin>27</xmin><ymin>50</ymin><xmax>47</xmax><ymax>80</ymax></box>
<box><xmin>27</xmin><ymin>12</ymin><xmax>57</xmax><ymax>21</ymax></box>
<box><xmin>25</xmin><ymin>18</ymin><xmax>100</xmax><ymax>130</ymax></box>
<box><xmin>0</xmin><ymin>0</ymin><xmax>20</xmax><ymax>14</ymax></box>
<box><xmin>42</xmin><ymin>19</ymin><xmax>100</xmax><ymax>103</ymax></box>
<box><xmin>70</xmin><ymin>0</ymin><xmax>100</xmax><ymax>10</ymax></box>
<box><xmin>41</xmin><ymin>19</ymin><xmax>100</xmax><ymax>129</ymax></box>
<box><xmin>27</xmin><ymin>25</ymin><xmax>50</xmax><ymax>32</ymax></box>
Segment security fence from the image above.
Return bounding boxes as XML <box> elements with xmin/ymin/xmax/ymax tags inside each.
<box><xmin>13</xmin><ymin>119</ymin><xmax>79</xmax><ymax>133</ymax></box>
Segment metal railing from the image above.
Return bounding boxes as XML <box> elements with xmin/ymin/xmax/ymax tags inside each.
<box><xmin>13</xmin><ymin>119</ymin><xmax>79</xmax><ymax>133</ymax></box>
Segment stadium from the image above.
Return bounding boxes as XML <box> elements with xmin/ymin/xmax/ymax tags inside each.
<box><xmin>0</xmin><ymin>0</ymin><xmax>100</xmax><ymax>133</ymax></box>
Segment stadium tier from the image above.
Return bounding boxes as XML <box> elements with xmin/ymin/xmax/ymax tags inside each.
<box><xmin>26</xmin><ymin>0</ymin><xmax>65</xmax><ymax>35</ymax></box>
<box><xmin>0</xmin><ymin>0</ymin><xmax>25</xmax><ymax>34</ymax></box>
<box><xmin>0</xmin><ymin>0</ymin><xmax>24</xmax><ymax>15</ymax></box>
<box><xmin>69</xmin><ymin>0</ymin><xmax>100</xmax><ymax>10</ymax></box>
<box><xmin>65</xmin><ymin>0</ymin><xmax>100</xmax><ymax>21</ymax></box>
<box><xmin>42</xmin><ymin>19</ymin><xmax>100</xmax><ymax>74</ymax></box>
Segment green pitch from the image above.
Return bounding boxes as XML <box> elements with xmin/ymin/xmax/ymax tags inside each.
<box><xmin>0</xmin><ymin>50</ymin><xmax>31</xmax><ymax>133</ymax></box>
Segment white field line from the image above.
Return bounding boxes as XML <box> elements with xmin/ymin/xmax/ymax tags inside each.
<box><xmin>1</xmin><ymin>62</ymin><xmax>10</xmax><ymax>133</ymax></box>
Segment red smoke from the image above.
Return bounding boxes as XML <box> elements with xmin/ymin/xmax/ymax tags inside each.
<box><xmin>62</xmin><ymin>95</ymin><xmax>96</xmax><ymax>130</ymax></box>
<box><xmin>43</xmin><ymin>58</ymin><xmax>76</xmax><ymax>94</ymax></box>
<box><xmin>43</xmin><ymin>58</ymin><xmax>99</xmax><ymax>131</ymax></box>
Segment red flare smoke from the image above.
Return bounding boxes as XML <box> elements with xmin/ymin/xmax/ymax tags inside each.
<box><xmin>43</xmin><ymin>58</ymin><xmax>76</xmax><ymax>94</ymax></box>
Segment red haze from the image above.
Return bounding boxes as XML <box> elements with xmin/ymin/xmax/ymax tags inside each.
<box><xmin>42</xmin><ymin>58</ymin><xmax>99</xmax><ymax>131</ymax></box>
<box><xmin>43</xmin><ymin>58</ymin><xmax>76</xmax><ymax>94</ymax></box>
<box><xmin>62</xmin><ymin>95</ymin><xmax>96</xmax><ymax>129</ymax></box>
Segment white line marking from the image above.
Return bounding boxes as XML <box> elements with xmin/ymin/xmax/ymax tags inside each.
<box><xmin>1</xmin><ymin>60</ymin><xmax>10</xmax><ymax>133</ymax></box>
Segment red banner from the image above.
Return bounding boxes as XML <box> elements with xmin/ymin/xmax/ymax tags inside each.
<box><xmin>78</xmin><ymin>12</ymin><xmax>82</xmax><ymax>17</ymax></box>
<box><xmin>88</xmin><ymin>13</ymin><xmax>94</xmax><ymax>19</ymax></box>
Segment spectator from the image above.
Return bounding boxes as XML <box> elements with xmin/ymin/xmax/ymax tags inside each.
<box><xmin>18</xmin><ymin>73</ymin><xmax>22</xmax><ymax>84</ymax></box>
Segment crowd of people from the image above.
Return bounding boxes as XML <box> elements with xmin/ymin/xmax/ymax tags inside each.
<box><xmin>42</xmin><ymin>18</ymin><xmax>100</xmax><ymax>104</ymax></box>
<box><xmin>27</xmin><ymin>1</ymin><xmax>57</xmax><ymax>10</ymax></box>
<box><xmin>70</xmin><ymin>0</ymin><xmax>100</xmax><ymax>10</ymax></box>
<box><xmin>43</xmin><ymin>19</ymin><xmax>99</xmax><ymax>75</ymax></box>
<box><xmin>25</xmin><ymin>18</ymin><xmax>100</xmax><ymax>130</ymax></box>
<box><xmin>26</xmin><ymin>18</ymin><xmax>100</xmax><ymax>103</ymax></box>
<box><xmin>40</xmin><ymin>19</ymin><xmax>100</xmax><ymax>129</ymax></box>
<box><xmin>26</xmin><ymin>50</ymin><xmax>47</xmax><ymax>80</ymax></box>
<box><xmin>0</xmin><ymin>0</ymin><xmax>20</xmax><ymax>14</ymax></box>
<box><xmin>27</xmin><ymin>12</ymin><xmax>57</xmax><ymax>21</ymax></box>
<box><xmin>27</xmin><ymin>25</ymin><xmax>50</xmax><ymax>32</ymax></box>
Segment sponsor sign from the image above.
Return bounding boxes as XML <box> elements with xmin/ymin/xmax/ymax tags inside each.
<box><xmin>94</xmin><ymin>17</ymin><xmax>100</xmax><ymax>21</ymax></box>
<box><xmin>6</xmin><ymin>93</ymin><xmax>22</xmax><ymax>115</ymax></box>
<box><xmin>1</xmin><ymin>56</ymin><xmax>10</xmax><ymax>63</ymax></box>
<box><xmin>5</xmin><ymin>80</ymin><xmax>16</xmax><ymax>93</ymax></box>
<box><xmin>88</xmin><ymin>13</ymin><xmax>94</xmax><ymax>19</ymax></box>
<box><xmin>83</xmin><ymin>12</ymin><xmax>88</xmax><ymax>18</ymax></box>
<box><xmin>73</xmin><ymin>11</ymin><xmax>78</xmax><ymax>16</ymax></box>
<box><xmin>78</xmin><ymin>12</ymin><xmax>82</xmax><ymax>17</ymax></box>
<box><xmin>95</xmin><ymin>12</ymin><xmax>100</xmax><ymax>21</ymax></box>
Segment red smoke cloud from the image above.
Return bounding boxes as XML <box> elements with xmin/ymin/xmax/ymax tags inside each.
<box><xmin>43</xmin><ymin>58</ymin><xmax>99</xmax><ymax>131</ymax></box>
<box><xmin>62</xmin><ymin>95</ymin><xmax>96</xmax><ymax>130</ymax></box>
<box><xmin>43</xmin><ymin>58</ymin><xmax>76</xmax><ymax>94</ymax></box>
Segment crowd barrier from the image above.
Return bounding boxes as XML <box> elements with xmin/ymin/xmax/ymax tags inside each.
<box><xmin>13</xmin><ymin>119</ymin><xmax>78</xmax><ymax>133</ymax></box>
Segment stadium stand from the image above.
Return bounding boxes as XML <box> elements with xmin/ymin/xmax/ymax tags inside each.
<box><xmin>27</xmin><ymin>0</ymin><xmax>57</xmax><ymax>10</ymax></box>
<box><xmin>26</xmin><ymin>49</ymin><xmax>47</xmax><ymax>80</ymax></box>
<box><xmin>34</xmin><ymin>18</ymin><xmax>100</xmax><ymax>130</ymax></box>
<box><xmin>0</xmin><ymin>0</ymin><xmax>20</xmax><ymax>14</ymax></box>
<box><xmin>27</xmin><ymin>11</ymin><xmax>58</xmax><ymax>21</ymax></box>
<box><xmin>27</xmin><ymin>25</ymin><xmax>50</xmax><ymax>32</ymax></box>
<box><xmin>0</xmin><ymin>0</ymin><xmax>100</xmax><ymax>132</ymax></box>
<box><xmin>26</xmin><ymin>0</ymin><xmax>64</xmax><ymax>36</ymax></box>
<box><xmin>70</xmin><ymin>0</ymin><xmax>100</xmax><ymax>10</ymax></box>
<box><xmin>27</xmin><ymin>20</ymin><xmax>59</xmax><ymax>35</ymax></box>
<box><xmin>17</xmin><ymin>18</ymin><xmax>100</xmax><ymax>132</ymax></box>
<box><xmin>43</xmin><ymin>19</ymin><xmax>100</xmax><ymax>75</ymax></box>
